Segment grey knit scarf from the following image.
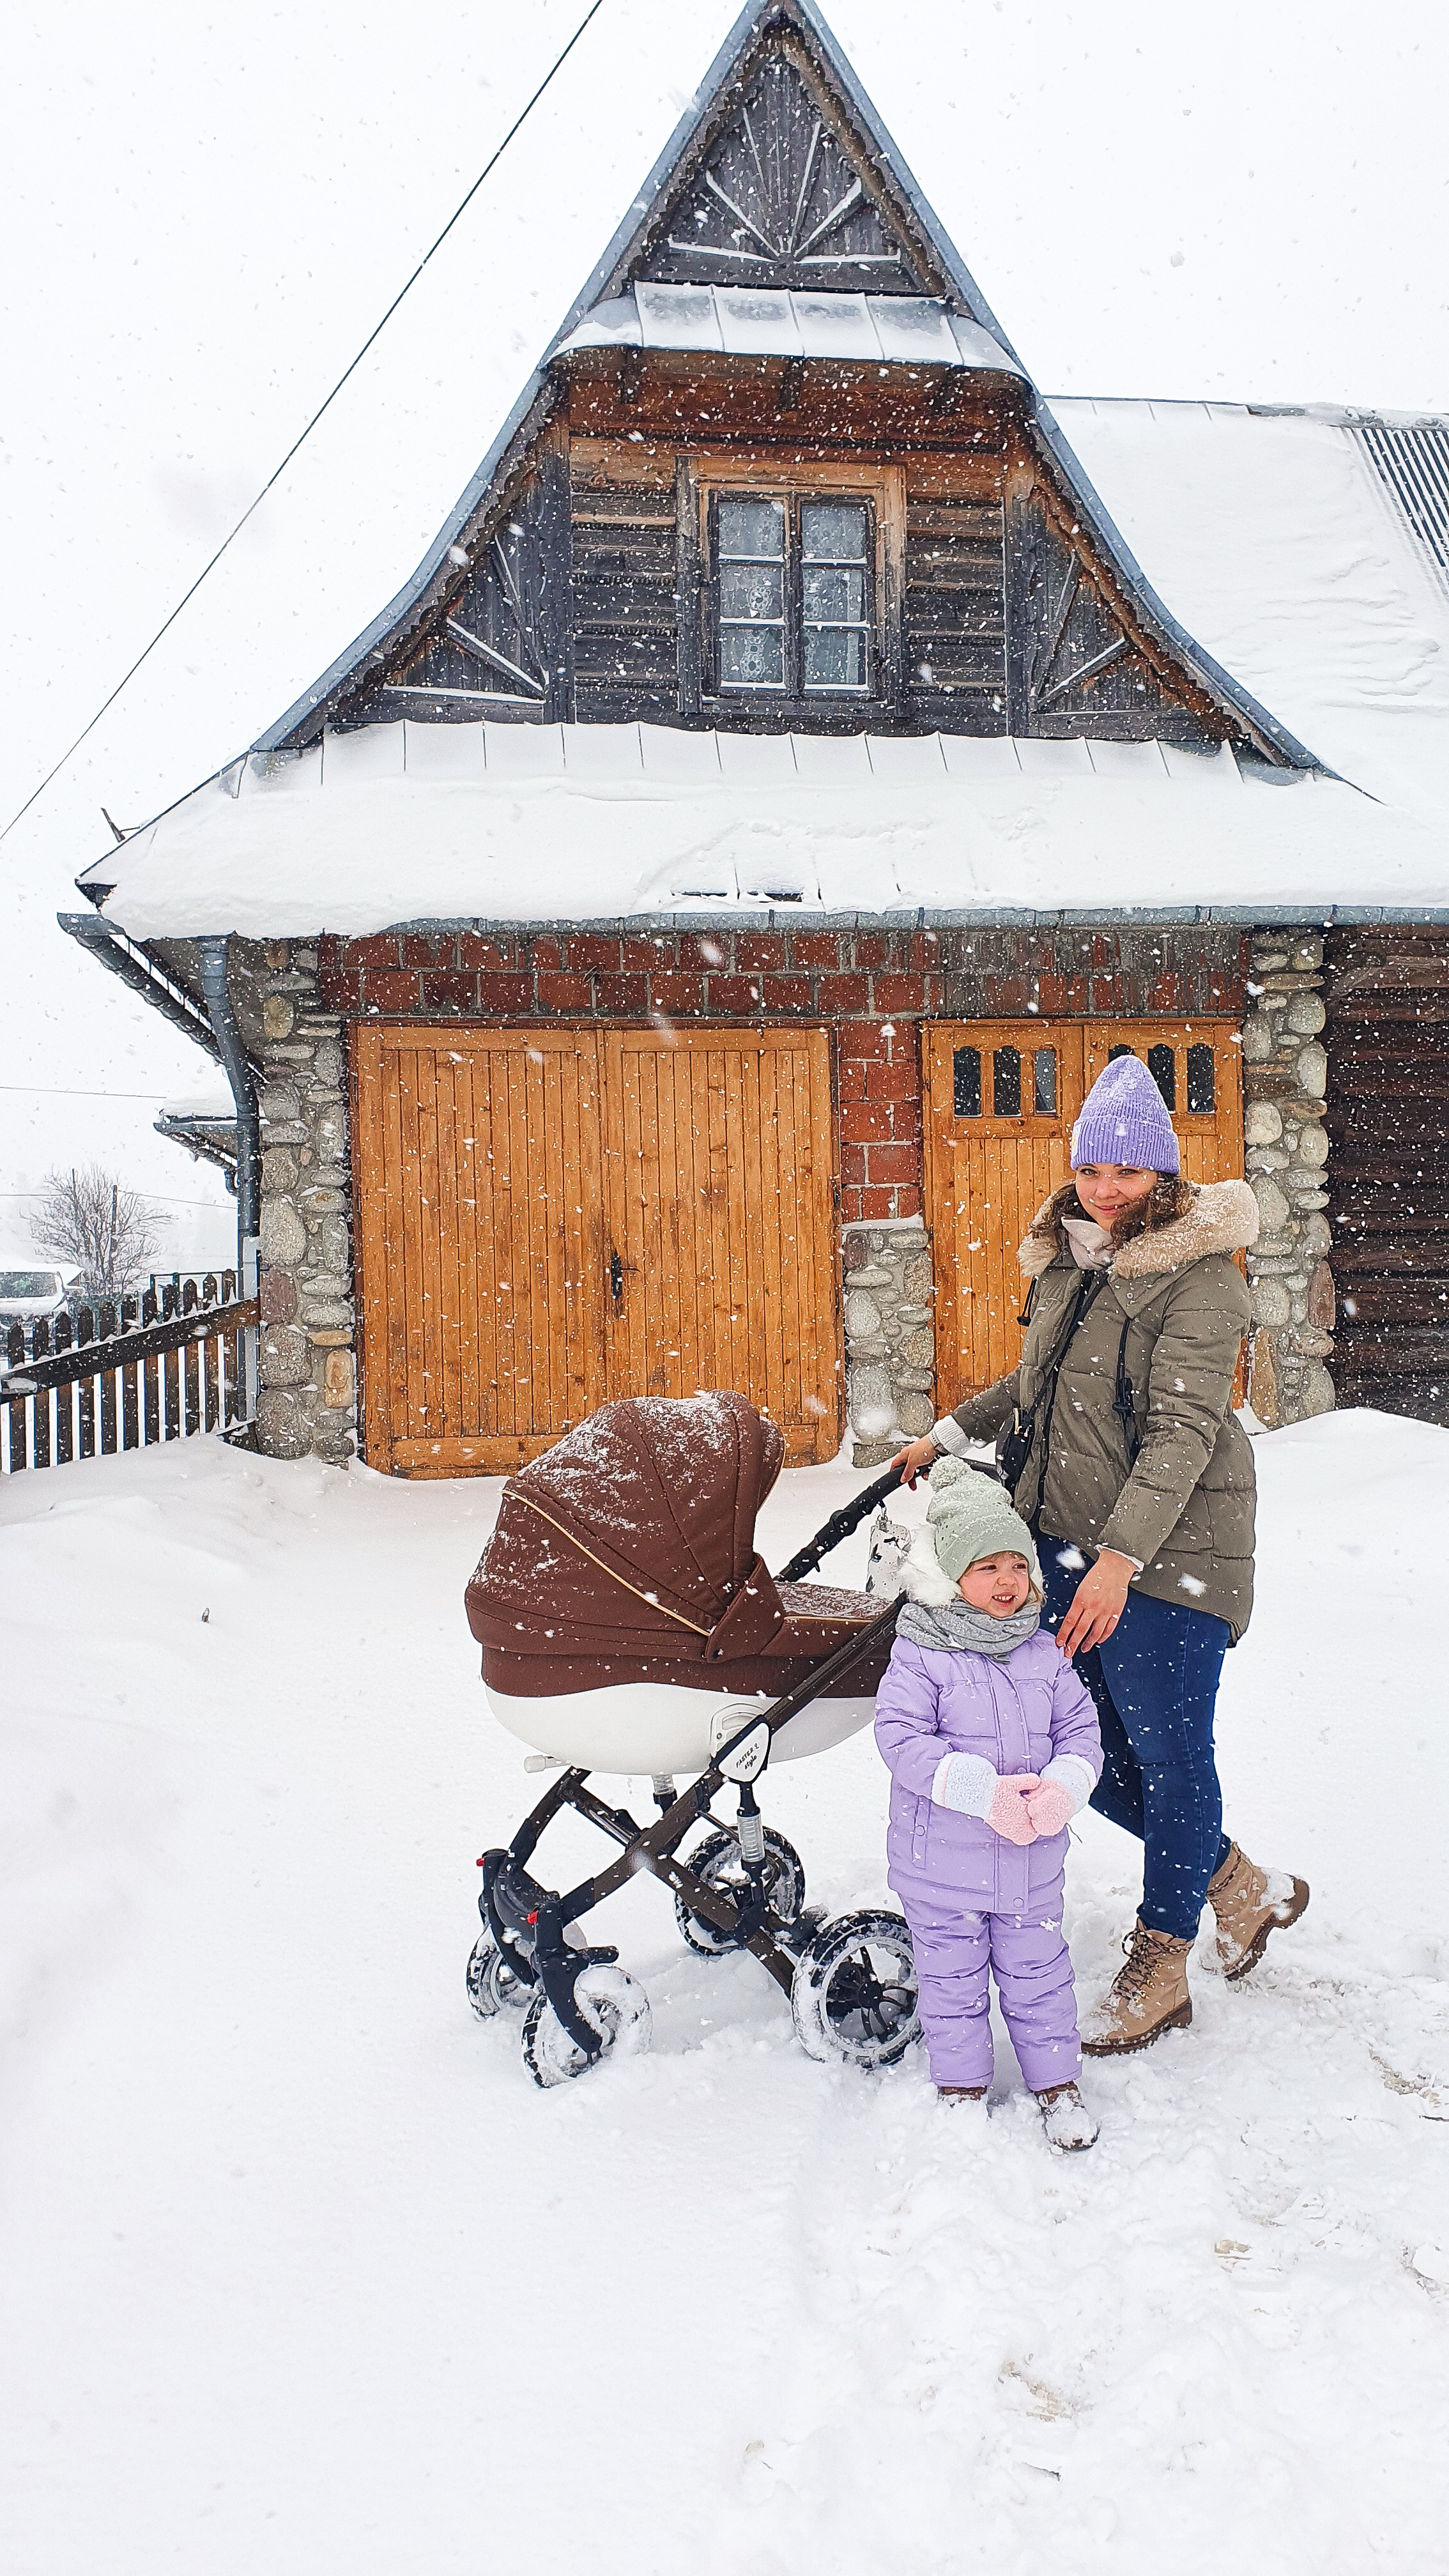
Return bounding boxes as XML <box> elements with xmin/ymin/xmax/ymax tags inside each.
<box><xmin>896</xmin><ymin>1598</ymin><xmax>1041</xmax><ymax>1660</ymax></box>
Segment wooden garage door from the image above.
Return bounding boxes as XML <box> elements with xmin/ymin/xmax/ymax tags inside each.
<box><xmin>924</xmin><ymin>1019</ymin><xmax>1244</xmax><ymax>1413</ymax></box>
<box><xmin>602</xmin><ymin>1028</ymin><xmax>838</xmax><ymax>1461</ymax></box>
<box><xmin>353</xmin><ymin>1023</ymin><xmax>839</xmax><ymax>1475</ymax></box>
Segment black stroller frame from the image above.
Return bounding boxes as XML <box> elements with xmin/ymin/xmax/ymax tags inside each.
<box><xmin>471</xmin><ymin>1460</ymin><xmax>933</xmax><ymax>2087</ymax></box>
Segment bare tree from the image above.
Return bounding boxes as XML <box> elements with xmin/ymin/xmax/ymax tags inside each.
<box><xmin>30</xmin><ymin>1164</ymin><xmax>170</xmax><ymax>1300</ymax></box>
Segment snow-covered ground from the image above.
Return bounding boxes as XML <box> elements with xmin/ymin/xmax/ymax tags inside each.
<box><xmin>4</xmin><ymin>1410</ymin><xmax>1447</xmax><ymax>2573</ymax></box>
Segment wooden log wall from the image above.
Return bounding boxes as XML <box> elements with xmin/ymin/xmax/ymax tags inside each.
<box><xmin>1325</xmin><ymin>926</ymin><xmax>1449</xmax><ymax>1424</ymax></box>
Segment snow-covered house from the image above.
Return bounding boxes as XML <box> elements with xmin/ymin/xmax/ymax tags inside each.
<box><xmin>65</xmin><ymin>0</ymin><xmax>1449</xmax><ymax>1471</ymax></box>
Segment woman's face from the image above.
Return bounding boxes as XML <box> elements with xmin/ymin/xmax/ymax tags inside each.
<box><xmin>1073</xmin><ymin>1163</ymin><xmax>1158</xmax><ymax>1227</ymax></box>
<box><xmin>957</xmin><ymin>1552</ymin><xmax>1032</xmax><ymax>1616</ymax></box>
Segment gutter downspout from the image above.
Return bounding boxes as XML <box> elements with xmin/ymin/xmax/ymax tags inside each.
<box><xmin>196</xmin><ymin>935</ymin><xmax>261</xmax><ymax>1427</ymax></box>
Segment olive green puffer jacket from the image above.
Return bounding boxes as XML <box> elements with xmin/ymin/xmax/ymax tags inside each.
<box><xmin>944</xmin><ymin>1181</ymin><xmax>1259</xmax><ymax>1639</ymax></box>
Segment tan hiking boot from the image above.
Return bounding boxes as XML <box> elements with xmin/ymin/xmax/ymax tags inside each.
<box><xmin>1082</xmin><ymin>1919</ymin><xmax>1193</xmax><ymax>2056</ymax></box>
<box><xmin>1208</xmin><ymin>1841</ymin><xmax>1310</xmax><ymax>1982</ymax></box>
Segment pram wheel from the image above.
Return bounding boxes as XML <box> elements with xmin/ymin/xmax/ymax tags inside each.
<box><xmin>521</xmin><ymin>1965</ymin><xmax>652</xmax><ymax>2089</ymax></box>
<box><xmin>674</xmin><ymin>1827</ymin><xmax>806</xmax><ymax>1956</ymax></box>
<box><xmin>466</xmin><ymin>1935</ymin><xmax>530</xmax><ymax>2019</ymax></box>
<box><xmin>792</xmin><ymin>1910</ymin><xmax>921</xmax><ymax>2069</ymax></box>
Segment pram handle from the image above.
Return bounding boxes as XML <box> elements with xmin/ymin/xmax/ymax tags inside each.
<box><xmin>774</xmin><ymin>1450</ymin><xmax>999</xmax><ymax>1585</ymax></box>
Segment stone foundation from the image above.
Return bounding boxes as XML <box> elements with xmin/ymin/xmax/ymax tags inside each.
<box><xmin>843</xmin><ymin>1221</ymin><xmax>935</xmax><ymax>1467</ymax></box>
<box><xmin>254</xmin><ymin>942</ymin><xmax>357</xmax><ymax>1464</ymax></box>
<box><xmin>1241</xmin><ymin>930</ymin><xmax>1335</xmax><ymax>1426</ymax></box>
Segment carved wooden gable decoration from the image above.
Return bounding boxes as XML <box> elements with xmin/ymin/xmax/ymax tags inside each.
<box><xmin>260</xmin><ymin>0</ymin><xmax>1317</xmax><ymax>774</ymax></box>
<box><xmin>638</xmin><ymin>43</ymin><xmax>927</xmax><ymax>294</ymax></box>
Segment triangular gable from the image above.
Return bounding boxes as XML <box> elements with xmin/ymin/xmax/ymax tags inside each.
<box><xmin>252</xmin><ymin>0</ymin><xmax>1321</xmax><ymax>771</ymax></box>
<box><xmin>638</xmin><ymin>47</ymin><xmax>924</xmax><ymax>292</ymax></box>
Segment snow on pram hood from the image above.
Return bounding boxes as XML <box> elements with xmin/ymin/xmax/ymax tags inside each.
<box><xmin>79</xmin><ymin>404</ymin><xmax>1449</xmax><ymax>937</ymax></box>
<box><xmin>467</xmin><ymin>1392</ymin><xmax>788</xmax><ymax>1667</ymax></box>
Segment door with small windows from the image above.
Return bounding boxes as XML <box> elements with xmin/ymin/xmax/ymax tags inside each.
<box><xmin>923</xmin><ymin>1020</ymin><xmax>1244</xmax><ymax>1413</ymax></box>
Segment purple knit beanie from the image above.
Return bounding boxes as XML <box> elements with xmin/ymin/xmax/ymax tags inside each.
<box><xmin>1070</xmin><ymin>1054</ymin><xmax>1180</xmax><ymax>1174</ymax></box>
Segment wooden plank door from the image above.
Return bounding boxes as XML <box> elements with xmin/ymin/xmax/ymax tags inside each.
<box><xmin>602</xmin><ymin>1027</ymin><xmax>840</xmax><ymax>1464</ymax></box>
<box><xmin>353</xmin><ymin>1025</ymin><xmax>608</xmax><ymax>1475</ymax></box>
<box><xmin>926</xmin><ymin>1016</ymin><xmax>1246</xmax><ymax>1416</ymax></box>
<box><xmin>924</xmin><ymin>1021</ymin><xmax>1086</xmax><ymax>1413</ymax></box>
<box><xmin>1080</xmin><ymin>1021</ymin><xmax>1243</xmax><ymax>1188</ymax></box>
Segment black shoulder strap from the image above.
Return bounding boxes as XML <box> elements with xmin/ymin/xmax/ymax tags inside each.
<box><xmin>1005</xmin><ymin>1268</ymin><xmax>1107</xmax><ymax>1517</ymax></box>
<box><xmin>1113</xmin><ymin>1312</ymin><xmax>1142</xmax><ymax>1467</ymax></box>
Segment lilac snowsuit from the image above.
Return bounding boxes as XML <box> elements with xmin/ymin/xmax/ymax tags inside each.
<box><xmin>875</xmin><ymin>1634</ymin><xmax>1103</xmax><ymax>2091</ymax></box>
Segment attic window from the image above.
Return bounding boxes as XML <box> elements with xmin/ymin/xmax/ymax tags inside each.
<box><xmin>712</xmin><ymin>493</ymin><xmax>873</xmax><ymax>696</ymax></box>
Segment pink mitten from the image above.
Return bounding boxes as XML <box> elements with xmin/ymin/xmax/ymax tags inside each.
<box><xmin>986</xmin><ymin>1775</ymin><xmax>1039</xmax><ymax>1844</ymax></box>
<box><xmin>1022</xmin><ymin>1779</ymin><xmax>1075</xmax><ymax>1837</ymax></box>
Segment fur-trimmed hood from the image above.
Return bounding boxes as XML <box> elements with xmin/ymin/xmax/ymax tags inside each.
<box><xmin>1018</xmin><ymin>1178</ymin><xmax>1259</xmax><ymax>1281</ymax></box>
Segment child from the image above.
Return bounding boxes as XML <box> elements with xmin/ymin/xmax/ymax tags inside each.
<box><xmin>874</xmin><ymin>1459</ymin><xmax>1103</xmax><ymax>2150</ymax></box>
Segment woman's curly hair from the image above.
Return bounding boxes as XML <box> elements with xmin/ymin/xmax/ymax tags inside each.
<box><xmin>1030</xmin><ymin>1170</ymin><xmax>1196</xmax><ymax>1255</ymax></box>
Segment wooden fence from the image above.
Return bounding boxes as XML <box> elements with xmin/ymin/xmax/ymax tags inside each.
<box><xmin>1</xmin><ymin>1273</ymin><xmax>257</xmax><ymax>1474</ymax></box>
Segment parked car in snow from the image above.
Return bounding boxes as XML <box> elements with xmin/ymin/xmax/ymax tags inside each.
<box><xmin>0</xmin><ymin>1268</ymin><xmax>77</xmax><ymax>1322</ymax></box>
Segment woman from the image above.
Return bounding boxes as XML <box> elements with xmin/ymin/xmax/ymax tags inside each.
<box><xmin>892</xmin><ymin>1052</ymin><xmax>1308</xmax><ymax>2053</ymax></box>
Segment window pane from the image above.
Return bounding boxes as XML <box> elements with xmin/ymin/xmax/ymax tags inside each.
<box><xmin>721</xmin><ymin>561</ymin><xmax>785</xmax><ymax>620</ymax></box>
<box><xmin>1108</xmin><ymin>1043</ymin><xmax>1137</xmax><ymax>1063</ymax></box>
<box><xmin>1033</xmin><ymin>1047</ymin><xmax>1057</xmax><ymax>1114</ymax></box>
<box><xmin>1186</xmin><ymin>1043</ymin><xmax>1216</xmax><ymax>1113</ymax></box>
<box><xmin>802</xmin><ymin>502</ymin><xmax>867</xmax><ymax>560</ymax></box>
<box><xmin>953</xmin><ymin>1046</ymin><xmax>981</xmax><ymax>1117</ymax></box>
<box><xmin>803</xmin><ymin>563</ymin><xmax>868</xmax><ymax>622</ymax></box>
<box><xmin>1147</xmin><ymin>1043</ymin><xmax>1177</xmax><ymax>1110</ymax></box>
<box><xmin>804</xmin><ymin>626</ymin><xmax>867</xmax><ymax>689</ymax></box>
<box><xmin>993</xmin><ymin>1046</ymin><xmax>1022</xmax><ymax>1116</ymax></box>
<box><xmin>721</xmin><ymin>625</ymin><xmax>785</xmax><ymax>687</ymax></box>
<box><xmin>719</xmin><ymin>498</ymin><xmax>785</xmax><ymax>557</ymax></box>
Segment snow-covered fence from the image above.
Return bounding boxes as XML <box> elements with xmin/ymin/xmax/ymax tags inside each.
<box><xmin>1</xmin><ymin>1275</ymin><xmax>258</xmax><ymax>1474</ymax></box>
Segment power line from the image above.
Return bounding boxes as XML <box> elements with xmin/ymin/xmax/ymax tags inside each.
<box><xmin>1</xmin><ymin>0</ymin><xmax>606</xmax><ymax>848</ymax></box>
<box><xmin>0</xmin><ymin>1190</ymin><xmax>233</xmax><ymax>1211</ymax></box>
<box><xmin>0</xmin><ymin>1082</ymin><xmax>231</xmax><ymax>1101</ymax></box>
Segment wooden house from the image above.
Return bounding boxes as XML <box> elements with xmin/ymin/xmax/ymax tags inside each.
<box><xmin>65</xmin><ymin>0</ymin><xmax>1449</xmax><ymax>1473</ymax></box>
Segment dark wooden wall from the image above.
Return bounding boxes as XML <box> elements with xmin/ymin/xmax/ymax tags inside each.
<box><xmin>1326</xmin><ymin>926</ymin><xmax>1449</xmax><ymax>1425</ymax></box>
<box><xmin>345</xmin><ymin>365</ymin><xmax>1227</xmax><ymax>749</ymax></box>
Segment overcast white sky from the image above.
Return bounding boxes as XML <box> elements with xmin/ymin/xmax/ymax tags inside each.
<box><xmin>3</xmin><ymin>0</ymin><xmax>1446</xmax><ymax>1263</ymax></box>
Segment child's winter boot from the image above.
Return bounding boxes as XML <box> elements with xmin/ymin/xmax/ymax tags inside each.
<box><xmin>1082</xmin><ymin>1919</ymin><xmax>1192</xmax><ymax>2055</ymax></box>
<box><xmin>1207</xmin><ymin>1842</ymin><xmax>1309</xmax><ymax>1982</ymax></box>
<box><xmin>1035</xmin><ymin>2082</ymin><xmax>1098</xmax><ymax>2151</ymax></box>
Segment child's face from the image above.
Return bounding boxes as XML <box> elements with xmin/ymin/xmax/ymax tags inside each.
<box><xmin>957</xmin><ymin>1552</ymin><xmax>1032</xmax><ymax>1616</ymax></box>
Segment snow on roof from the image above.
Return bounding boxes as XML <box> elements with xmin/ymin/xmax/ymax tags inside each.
<box><xmin>82</xmin><ymin>721</ymin><xmax>1438</xmax><ymax>939</ymax></box>
<box><xmin>1052</xmin><ymin>400</ymin><xmax>1449</xmax><ymax>827</ymax></box>
<box><xmin>552</xmin><ymin>282</ymin><xmax>1023</xmax><ymax>374</ymax></box>
<box><xmin>81</xmin><ymin>402</ymin><xmax>1449</xmax><ymax>937</ymax></box>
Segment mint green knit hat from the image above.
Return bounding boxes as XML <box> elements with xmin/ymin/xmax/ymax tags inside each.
<box><xmin>926</xmin><ymin>1457</ymin><xmax>1040</xmax><ymax>1586</ymax></box>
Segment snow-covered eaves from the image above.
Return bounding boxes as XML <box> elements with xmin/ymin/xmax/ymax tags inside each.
<box><xmin>77</xmin><ymin>721</ymin><xmax>1445</xmax><ymax>942</ymax></box>
<box><xmin>551</xmin><ymin>281</ymin><xmax>1023</xmax><ymax>374</ymax></box>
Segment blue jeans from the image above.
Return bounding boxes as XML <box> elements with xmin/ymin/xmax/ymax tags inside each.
<box><xmin>1035</xmin><ymin>1530</ymin><xmax>1234</xmax><ymax>1940</ymax></box>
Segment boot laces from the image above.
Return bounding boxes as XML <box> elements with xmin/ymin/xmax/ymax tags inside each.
<box><xmin>1114</xmin><ymin>1924</ymin><xmax>1170</xmax><ymax>2004</ymax></box>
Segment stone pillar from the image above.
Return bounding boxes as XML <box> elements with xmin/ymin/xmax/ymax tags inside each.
<box><xmin>254</xmin><ymin>941</ymin><xmax>357</xmax><ymax>1464</ymax></box>
<box><xmin>1241</xmin><ymin>930</ymin><xmax>1335</xmax><ymax>1425</ymax></box>
<box><xmin>843</xmin><ymin>1220</ymin><xmax>934</xmax><ymax>1468</ymax></box>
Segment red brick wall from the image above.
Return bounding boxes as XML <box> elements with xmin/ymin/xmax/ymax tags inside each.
<box><xmin>318</xmin><ymin>921</ymin><xmax>1246</xmax><ymax>1230</ymax></box>
<box><xmin>319</xmin><ymin>924</ymin><xmax>940</xmax><ymax>1224</ymax></box>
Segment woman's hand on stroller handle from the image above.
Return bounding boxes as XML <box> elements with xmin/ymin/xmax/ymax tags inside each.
<box><xmin>891</xmin><ymin>1434</ymin><xmax>940</xmax><ymax>1488</ymax></box>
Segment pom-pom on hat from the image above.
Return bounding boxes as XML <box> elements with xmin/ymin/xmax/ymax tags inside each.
<box><xmin>925</xmin><ymin>1458</ymin><xmax>1039</xmax><ymax>1588</ymax></box>
<box><xmin>1070</xmin><ymin>1052</ymin><xmax>1179</xmax><ymax>1175</ymax></box>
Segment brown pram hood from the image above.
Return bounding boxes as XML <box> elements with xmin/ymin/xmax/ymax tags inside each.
<box><xmin>466</xmin><ymin>1393</ymin><xmax>793</xmax><ymax>1666</ymax></box>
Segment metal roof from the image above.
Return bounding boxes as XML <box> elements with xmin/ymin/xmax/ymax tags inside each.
<box><xmin>552</xmin><ymin>280</ymin><xmax>1024</xmax><ymax>372</ymax></box>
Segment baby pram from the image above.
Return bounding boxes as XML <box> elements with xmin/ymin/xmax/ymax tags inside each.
<box><xmin>463</xmin><ymin>1390</ymin><xmax>923</xmax><ymax>2088</ymax></box>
